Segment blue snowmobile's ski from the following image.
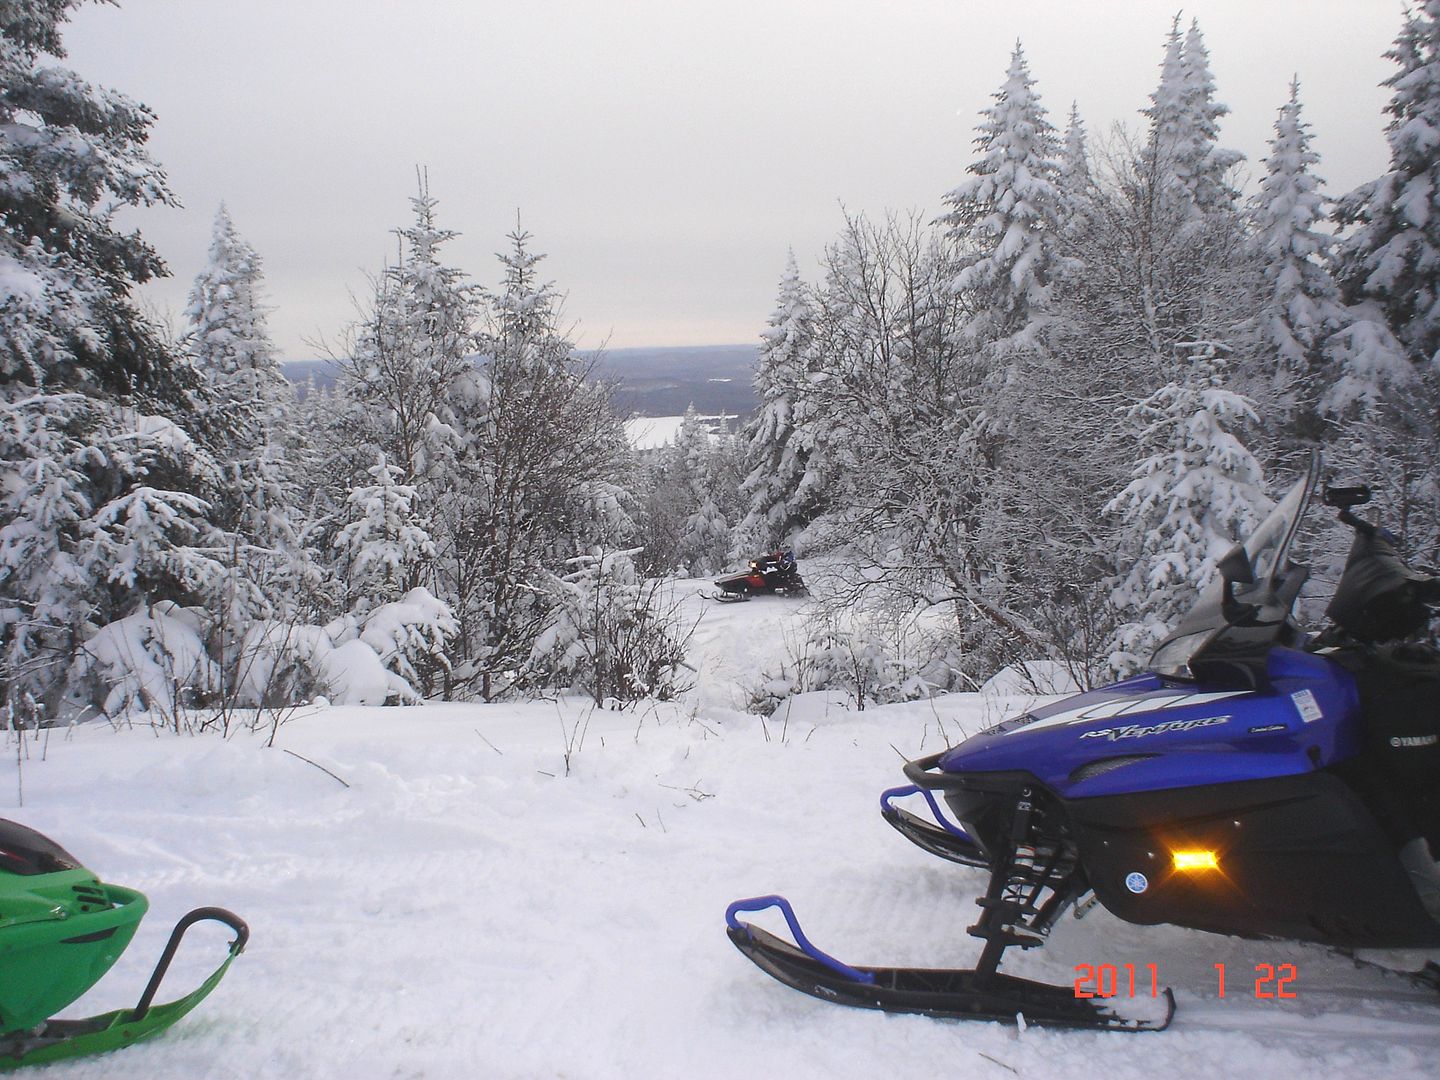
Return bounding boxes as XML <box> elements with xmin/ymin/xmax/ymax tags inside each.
<box><xmin>726</xmin><ymin>896</ymin><xmax>1174</xmax><ymax>1031</ymax></box>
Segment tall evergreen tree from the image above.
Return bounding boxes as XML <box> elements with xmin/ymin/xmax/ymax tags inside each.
<box><xmin>1333</xmin><ymin>0</ymin><xmax>1440</xmax><ymax>366</ymax></box>
<box><xmin>1250</xmin><ymin>80</ymin><xmax>1348</xmax><ymax>410</ymax></box>
<box><xmin>340</xmin><ymin>179</ymin><xmax>476</xmax><ymax>499</ymax></box>
<box><xmin>0</xmin><ymin>2</ymin><xmax>229</xmax><ymax>718</ymax></box>
<box><xmin>736</xmin><ymin>253</ymin><xmax>822</xmax><ymax>553</ymax></box>
<box><xmin>942</xmin><ymin>43</ymin><xmax>1066</xmax><ymax>347</ymax></box>
<box><xmin>181</xmin><ymin>204</ymin><xmax>306</xmax><ymax>601</ymax></box>
<box><xmin>0</xmin><ymin>0</ymin><xmax>189</xmax><ymax>404</ymax></box>
<box><xmin>1142</xmin><ymin>17</ymin><xmax>1243</xmax><ymax>222</ymax></box>
<box><xmin>1106</xmin><ymin>345</ymin><xmax>1270</xmax><ymax>671</ymax></box>
<box><xmin>1056</xmin><ymin>103</ymin><xmax>1096</xmax><ymax>238</ymax></box>
<box><xmin>184</xmin><ymin>205</ymin><xmax>278</xmax><ymax>393</ymax></box>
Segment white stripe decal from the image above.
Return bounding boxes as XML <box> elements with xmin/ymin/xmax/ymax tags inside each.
<box><xmin>1011</xmin><ymin>691</ymin><xmax>1252</xmax><ymax>736</ymax></box>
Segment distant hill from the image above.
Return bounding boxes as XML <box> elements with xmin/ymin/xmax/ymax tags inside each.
<box><xmin>590</xmin><ymin>344</ymin><xmax>757</xmax><ymax>418</ymax></box>
<box><xmin>282</xmin><ymin>344</ymin><xmax>759</xmax><ymax>419</ymax></box>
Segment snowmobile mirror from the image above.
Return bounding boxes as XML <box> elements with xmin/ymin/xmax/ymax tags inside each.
<box><xmin>1217</xmin><ymin>544</ymin><xmax>1255</xmax><ymax>586</ymax></box>
<box><xmin>1323</xmin><ymin>485</ymin><xmax>1371</xmax><ymax>509</ymax></box>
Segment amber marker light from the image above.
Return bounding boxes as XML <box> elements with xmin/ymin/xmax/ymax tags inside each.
<box><xmin>1172</xmin><ymin>849</ymin><xmax>1220</xmax><ymax>872</ymax></box>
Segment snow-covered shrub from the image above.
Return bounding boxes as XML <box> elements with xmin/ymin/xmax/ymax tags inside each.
<box><xmin>747</xmin><ymin>615</ymin><xmax>927</xmax><ymax>715</ymax></box>
<box><xmin>232</xmin><ymin>621</ymin><xmax>416</xmax><ymax>708</ymax></box>
<box><xmin>529</xmin><ymin>550</ymin><xmax>694</xmax><ymax>707</ymax></box>
<box><xmin>70</xmin><ymin>586</ymin><xmax>455</xmax><ymax>721</ymax></box>
<box><xmin>235</xmin><ymin>590</ymin><xmax>454</xmax><ymax>709</ymax></box>
<box><xmin>355</xmin><ymin>587</ymin><xmax>458</xmax><ymax>694</ymax></box>
<box><xmin>69</xmin><ymin>602</ymin><xmax>220</xmax><ymax>722</ymax></box>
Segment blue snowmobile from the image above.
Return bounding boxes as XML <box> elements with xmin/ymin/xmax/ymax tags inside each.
<box><xmin>726</xmin><ymin>457</ymin><xmax>1440</xmax><ymax>1030</ymax></box>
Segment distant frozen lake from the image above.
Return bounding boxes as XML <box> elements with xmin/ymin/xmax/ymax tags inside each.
<box><xmin>624</xmin><ymin>414</ymin><xmax>736</xmax><ymax>449</ymax></box>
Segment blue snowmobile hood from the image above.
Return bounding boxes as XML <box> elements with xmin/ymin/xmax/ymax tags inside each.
<box><xmin>938</xmin><ymin>647</ymin><xmax>1362</xmax><ymax>799</ymax></box>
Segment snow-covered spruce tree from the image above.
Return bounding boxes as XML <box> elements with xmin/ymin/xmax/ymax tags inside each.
<box><xmin>674</xmin><ymin>406</ymin><xmax>730</xmax><ymax>575</ymax></box>
<box><xmin>326</xmin><ymin>451</ymin><xmax>453</xmax><ymax>695</ymax></box>
<box><xmin>1105</xmin><ymin>344</ymin><xmax>1270</xmax><ymax>672</ymax></box>
<box><xmin>1325</xmin><ymin>1</ymin><xmax>1440</xmax><ymax>555</ymax></box>
<box><xmin>0</xmin><ymin>0</ymin><xmax>188</xmax><ymax>404</ymax></box>
<box><xmin>338</xmin><ymin>179</ymin><xmax>476</xmax><ymax>502</ymax></box>
<box><xmin>735</xmin><ymin>253</ymin><xmax>824</xmax><ymax>554</ymax></box>
<box><xmin>1250</xmin><ymin>79</ymin><xmax>1348</xmax><ymax>422</ymax></box>
<box><xmin>1142</xmin><ymin>17</ymin><xmax>1244</xmax><ymax>223</ymax></box>
<box><xmin>184</xmin><ymin>204</ymin><xmax>282</xmax><ymax>410</ymax></box>
<box><xmin>441</xmin><ymin>227</ymin><xmax>633</xmax><ymax>700</ymax></box>
<box><xmin>1057</xmin><ymin>103</ymin><xmax>1097</xmax><ymax>240</ymax></box>
<box><xmin>941</xmin><ymin>42</ymin><xmax>1067</xmax><ymax>350</ymax></box>
<box><xmin>323</xmin><ymin>182</ymin><xmax>475</xmax><ymax>698</ymax></box>
<box><xmin>181</xmin><ymin>204</ymin><xmax>312</xmax><ymax>621</ymax></box>
<box><xmin>1052</xmin><ymin>17</ymin><xmax>1259</xmax><ymax>518</ymax></box>
<box><xmin>937</xmin><ymin>46</ymin><xmax>1115</xmax><ymax>679</ymax></box>
<box><xmin>0</xmin><ymin>1</ymin><xmax>242</xmax><ymax>720</ymax></box>
<box><xmin>332</xmin><ymin>452</ymin><xmax>436</xmax><ymax>610</ymax></box>
<box><xmin>1334</xmin><ymin>0</ymin><xmax>1440</xmax><ymax>367</ymax></box>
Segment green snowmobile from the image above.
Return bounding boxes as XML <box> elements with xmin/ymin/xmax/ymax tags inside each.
<box><xmin>0</xmin><ymin>817</ymin><xmax>247</xmax><ymax>1070</ymax></box>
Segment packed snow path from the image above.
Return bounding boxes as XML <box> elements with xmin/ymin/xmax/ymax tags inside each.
<box><xmin>5</xmin><ymin>580</ymin><xmax>1440</xmax><ymax>1078</ymax></box>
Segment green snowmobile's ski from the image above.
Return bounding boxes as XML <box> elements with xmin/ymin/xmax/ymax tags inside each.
<box><xmin>0</xmin><ymin>907</ymin><xmax>247</xmax><ymax>1071</ymax></box>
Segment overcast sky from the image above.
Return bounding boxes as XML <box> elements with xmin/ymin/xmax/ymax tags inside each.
<box><xmin>62</xmin><ymin>0</ymin><xmax>1403</xmax><ymax>359</ymax></box>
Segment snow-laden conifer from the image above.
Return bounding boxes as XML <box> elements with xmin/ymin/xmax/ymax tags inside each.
<box><xmin>1142</xmin><ymin>18</ymin><xmax>1243</xmax><ymax>221</ymax></box>
<box><xmin>674</xmin><ymin>407</ymin><xmax>730</xmax><ymax>575</ymax></box>
<box><xmin>342</xmin><ymin>179</ymin><xmax>476</xmax><ymax>495</ymax></box>
<box><xmin>1057</xmin><ymin>103</ymin><xmax>1096</xmax><ymax>239</ymax></box>
<box><xmin>184</xmin><ymin>205</ymin><xmax>279</xmax><ymax>393</ymax></box>
<box><xmin>736</xmin><ymin>254</ymin><xmax>823</xmax><ymax>553</ymax></box>
<box><xmin>1332</xmin><ymin>0</ymin><xmax>1440</xmax><ymax>366</ymax></box>
<box><xmin>1</xmin><ymin>4</ymin><xmax>233</xmax><ymax>718</ymax></box>
<box><xmin>942</xmin><ymin>43</ymin><xmax>1066</xmax><ymax>346</ymax></box>
<box><xmin>180</xmin><ymin>204</ymin><xmax>312</xmax><ymax>613</ymax></box>
<box><xmin>1106</xmin><ymin>346</ymin><xmax>1270</xmax><ymax>671</ymax></box>
<box><xmin>1250</xmin><ymin>80</ymin><xmax>1348</xmax><ymax>401</ymax></box>
<box><xmin>333</xmin><ymin>452</ymin><xmax>436</xmax><ymax>610</ymax></box>
<box><xmin>0</xmin><ymin>0</ymin><xmax>186</xmax><ymax>403</ymax></box>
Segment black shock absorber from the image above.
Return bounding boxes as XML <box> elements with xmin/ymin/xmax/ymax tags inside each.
<box><xmin>968</xmin><ymin>787</ymin><xmax>1081</xmax><ymax>982</ymax></box>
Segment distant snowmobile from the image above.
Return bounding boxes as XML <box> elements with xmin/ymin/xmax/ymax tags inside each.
<box><xmin>712</xmin><ymin>549</ymin><xmax>807</xmax><ymax>602</ymax></box>
<box><xmin>726</xmin><ymin>456</ymin><xmax>1440</xmax><ymax>1030</ymax></box>
<box><xmin>0</xmin><ymin>818</ymin><xmax>247</xmax><ymax>1069</ymax></box>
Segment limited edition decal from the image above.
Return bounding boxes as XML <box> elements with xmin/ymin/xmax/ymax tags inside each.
<box><xmin>1079</xmin><ymin>715</ymin><xmax>1230</xmax><ymax>742</ymax></box>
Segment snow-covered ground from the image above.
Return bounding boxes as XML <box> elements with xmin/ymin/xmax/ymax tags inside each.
<box><xmin>6</xmin><ymin>581</ymin><xmax>1440</xmax><ymax>1079</ymax></box>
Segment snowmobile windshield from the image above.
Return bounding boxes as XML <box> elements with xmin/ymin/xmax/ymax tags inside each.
<box><xmin>1148</xmin><ymin>460</ymin><xmax>1318</xmax><ymax>680</ymax></box>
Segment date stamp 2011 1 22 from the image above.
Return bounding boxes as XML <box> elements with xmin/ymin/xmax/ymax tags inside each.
<box><xmin>1073</xmin><ymin>963</ymin><xmax>1298</xmax><ymax>999</ymax></box>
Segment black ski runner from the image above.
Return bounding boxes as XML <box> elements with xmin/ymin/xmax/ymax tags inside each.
<box><xmin>726</xmin><ymin>896</ymin><xmax>1174</xmax><ymax>1032</ymax></box>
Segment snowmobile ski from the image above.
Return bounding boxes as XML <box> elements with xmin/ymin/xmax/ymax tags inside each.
<box><xmin>709</xmin><ymin>589</ymin><xmax>752</xmax><ymax>603</ymax></box>
<box><xmin>725</xmin><ymin>896</ymin><xmax>1174</xmax><ymax>1031</ymax></box>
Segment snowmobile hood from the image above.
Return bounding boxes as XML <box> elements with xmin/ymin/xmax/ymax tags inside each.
<box><xmin>937</xmin><ymin>647</ymin><xmax>1362</xmax><ymax>798</ymax></box>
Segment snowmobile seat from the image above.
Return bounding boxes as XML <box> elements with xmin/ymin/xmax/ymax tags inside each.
<box><xmin>1352</xmin><ymin>642</ymin><xmax>1440</xmax><ymax>853</ymax></box>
